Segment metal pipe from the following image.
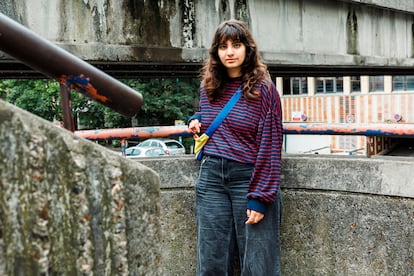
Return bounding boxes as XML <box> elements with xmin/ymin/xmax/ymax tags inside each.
<box><xmin>74</xmin><ymin>123</ymin><xmax>414</xmax><ymax>141</ymax></box>
<box><xmin>0</xmin><ymin>13</ymin><xmax>142</xmax><ymax>117</ymax></box>
<box><xmin>283</xmin><ymin>123</ymin><xmax>414</xmax><ymax>137</ymax></box>
<box><xmin>75</xmin><ymin>125</ymin><xmax>192</xmax><ymax>140</ymax></box>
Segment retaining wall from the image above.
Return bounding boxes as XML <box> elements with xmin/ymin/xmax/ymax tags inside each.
<box><xmin>140</xmin><ymin>155</ymin><xmax>414</xmax><ymax>275</ymax></box>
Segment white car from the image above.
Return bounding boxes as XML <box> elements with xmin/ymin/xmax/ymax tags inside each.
<box><xmin>125</xmin><ymin>146</ymin><xmax>166</xmax><ymax>158</ymax></box>
<box><xmin>137</xmin><ymin>138</ymin><xmax>185</xmax><ymax>156</ymax></box>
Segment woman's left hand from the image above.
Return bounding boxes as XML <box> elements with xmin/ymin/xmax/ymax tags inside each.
<box><xmin>245</xmin><ymin>209</ymin><xmax>264</xmax><ymax>224</ymax></box>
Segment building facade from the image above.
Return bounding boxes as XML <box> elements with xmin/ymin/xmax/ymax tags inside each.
<box><xmin>277</xmin><ymin>75</ymin><xmax>414</xmax><ymax>155</ymax></box>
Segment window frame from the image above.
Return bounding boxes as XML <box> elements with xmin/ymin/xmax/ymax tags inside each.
<box><xmin>392</xmin><ymin>75</ymin><xmax>414</xmax><ymax>92</ymax></box>
<box><xmin>369</xmin><ymin>76</ymin><xmax>384</xmax><ymax>92</ymax></box>
<box><xmin>315</xmin><ymin>77</ymin><xmax>344</xmax><ymax>94</ymax></box>
<box><xmin>282</xmin><ymin>77</ymin><xmax>308</xmax><ymax>95</ymax></box>
<box><xmin>350</xmin><ymin>76</ymin><xmax>361</xmax><ymax>93</ymax></box>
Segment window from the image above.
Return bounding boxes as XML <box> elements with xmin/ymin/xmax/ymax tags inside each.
<box><xmin>393</xmin><ymin>76</ymin><xmax>414</xmax><ymax>91</ymax></box>
<box><xmin>351</xmin><ymin>76</ymin><xmax>361</xmax><ymax>93</ymax></box>
<box><xmin>369</xmin><ymin>76</ymin><xmax>384</xmax><ymax>92</ymax></box>
<box><xmin>283</xmin><ymin>77</ymin><xmax>308</xmax><ymax>95</ymax></box>
<box><xmin>315</xmin><ymin>77</ymin><xmax>343</xmax><ymax>94</ymax></box>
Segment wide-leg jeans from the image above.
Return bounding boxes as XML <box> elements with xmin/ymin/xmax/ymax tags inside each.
<box><xmin>196</xmin><ymin>155</ymin><xmax>282</xmax><ymax>276</ymax></box>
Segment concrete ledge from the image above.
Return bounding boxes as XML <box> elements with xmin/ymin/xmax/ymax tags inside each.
<box><xmin>141</xmin><ymin>154</ymin><xmax>414</xmax><ymax>198</ymax></box>
<box><xmin>282</xmin><ymin>154</ymin><xmax>414</xmax><ymax>198</ymax></box>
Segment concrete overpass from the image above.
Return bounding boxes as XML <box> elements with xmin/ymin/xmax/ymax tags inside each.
<box><xmin>1</xmin><ymin>0</ymin><xmax>414</xmax><ymax>79</ymax></box>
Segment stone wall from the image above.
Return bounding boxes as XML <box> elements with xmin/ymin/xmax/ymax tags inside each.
<box><xmin>0</xmin><ymin>100</ymin><xmax>161</xmax><ymax>275</ymax></box>
<box><xmin>140</xmin><ymin>155</ymin><xmax>414</xmax><ymax>275</ymax></box>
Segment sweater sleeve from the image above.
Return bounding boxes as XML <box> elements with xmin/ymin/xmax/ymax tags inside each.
<box><xmin>246</xmin><ymin>83</ymin><xmax>283</xmax><ymax>214</ymax></box>
<box><xmin>187</xmin><ymin>113</ymin><xmax>201</xmax><ymax>125</ymax></box>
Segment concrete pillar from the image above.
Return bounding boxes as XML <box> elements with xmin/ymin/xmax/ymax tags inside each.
<box><xmin>343</xmin><ymin>76</ymin><xmax>351</xmax><ymax>95</ymax></box>
<box><xmin>384</xmin><ymin>75</ymin><xmax>392</xmax><ymax>93</ymax></box>
<box><xmin>360</xmin><ymin>76</ymin><xmax>369</xmax><ymax>94</ymax></box>
<box><xmin>308</xmin><ymin>77</ymin><xmax>315</xmax><ymax>96</ymax></box>
<box><xmin>276</xmin><ymin>77</ymin><xmax>284</xmax><ymax>96</ymax></box>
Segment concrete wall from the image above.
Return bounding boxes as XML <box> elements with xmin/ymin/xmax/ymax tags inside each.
<box><xmin>0</xmin><ymin>0</ymin><xmax>413</xmax><ymax>67</ymax></box>
<box><xmin>345</xmin><ymin>0</ymin><xmax>414</xmax><ymax>13</ymax></box>
<box><xmin>1</xmin><ymin>98</ymin><xmax>413</xmax><ymax>275</ymax></box>
<box><xmin>140</xmin><ymin>155</ymin><xmax>414</xmax><ymax>275</ymax></box>
<box><xmin>0</xmin><ymin>100</ymin><xmax>162</xmax><ymax>275</ymax></box>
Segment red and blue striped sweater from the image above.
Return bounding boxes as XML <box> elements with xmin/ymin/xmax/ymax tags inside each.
<box><xmin>189</xmin><ymin>77</ymin><xmax>283</xmax><ymax>214</ymax></box>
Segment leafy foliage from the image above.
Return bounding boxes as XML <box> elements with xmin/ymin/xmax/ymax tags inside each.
<box><xmin>0</xmin><ymin>78</ymin><xmax>200</xmax><ymax>129</ymax></box>
<box><xmin>0</xmin><ymin>79</ymin><xmax>62</xmax><ymax>121</ymax></box>
<box><xmin>127</xmin><ymin>78</ymin><xmax>200</xmax><ymax>126</ymax></box>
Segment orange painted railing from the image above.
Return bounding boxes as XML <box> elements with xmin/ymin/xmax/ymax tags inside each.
<box><xmin>75</xmin><ymin>123</ymin><xmax>414</xmax><ymax>141</ymax></box>
<box><xmin>75</xmin><ymin>125</ymin><xmax>192</xmax><ymax>140</ymax></box>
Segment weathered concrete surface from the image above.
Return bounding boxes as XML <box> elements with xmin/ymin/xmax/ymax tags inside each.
<box><xmin>1</xmin><ymin>0</ymin><xmax>414</xmax><ymax>68</ymax></box>
<box><xmin>137</xmin><ymin>157</ymin><xmax>198</xmax><ymax>275</ymax></box>
<box><xmin>1</xmin><ymin>96</ymin><xmax>413</xmax><ymax>275</ymax></box>
<box><xmin>345</xmin><ymin>0</ymin><xmax>414</xmax><ymax>13</ymax></box>
<box><xmin>0</xmin><ymin>100</ymin><xmax>161</xmax><ymax>275</ymax></box>
<box><xmin>139</xmin><ymin>155</ymin><xmax>414</xmax><ymax>275</ymax></box>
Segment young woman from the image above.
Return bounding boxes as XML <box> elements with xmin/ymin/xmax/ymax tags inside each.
<box><xmin>188</xmin><ymin>19</ymin><xmax>283</xmax><ymax>275</ymax></box>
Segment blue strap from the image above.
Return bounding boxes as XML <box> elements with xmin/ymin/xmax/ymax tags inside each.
<box><xmin>205</xmin><ymin>86</ymin><xmax>242</xmax><ymax>137</ymax></box>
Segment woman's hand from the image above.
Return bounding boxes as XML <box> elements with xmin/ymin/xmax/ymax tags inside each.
<box><xmin>245</xmin><ymin>209</ymin><xmax>264</xmax><ymax>225</ymax></box>
<box><xmin>188</xmin><ymin>119</ymin><xmax>201</xmax><ymax>134</ymax></box>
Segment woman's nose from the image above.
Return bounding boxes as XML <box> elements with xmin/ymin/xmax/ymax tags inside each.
<box><xmin>226</xmin><ymin>46</ymin><xmax>234</xmax><ymax>55</ymax></box>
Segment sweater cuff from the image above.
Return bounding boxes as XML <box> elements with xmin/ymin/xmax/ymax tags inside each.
<box><xmin>187</xmin><ymin>113</ymin><xmax>201</xmax><ymax>125</ymax></box>
<box><xmin>247</xmin><ymin>198</ymin><xmax>268</xmax><ymax>214</ymax></box>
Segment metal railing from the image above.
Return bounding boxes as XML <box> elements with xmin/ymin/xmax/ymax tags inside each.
<box><xmin>74</xmin><ymin>122</ymin><xmax>414</xmax><ymax>157</ymax></box>
<box><xmin>0</xmin><ymin>13</ymin><xmax>142</xmax><ymax>131</ymax></box>
<box><xmin>75</xmin><ymin>123</ymin><xmax>414</xmax><ymax>141</ymax></box>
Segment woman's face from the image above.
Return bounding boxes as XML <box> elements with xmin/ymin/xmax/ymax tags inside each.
<box><xmin>218</xmin><ymin>39</ymin><xmax>246</xmax><ymax>78</ymax></box>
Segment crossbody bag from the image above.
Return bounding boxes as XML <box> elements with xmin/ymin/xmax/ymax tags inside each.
<box><xmin>193</xmin><ymin>85</ymin><xmax>242</xmax><ymax>160</ymax></box>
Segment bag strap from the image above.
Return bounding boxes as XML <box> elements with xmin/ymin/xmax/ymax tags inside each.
<box><xmin>205</xmin><ymin>85</ymin><xmax>242</xmax><ymax>137</ymax></box>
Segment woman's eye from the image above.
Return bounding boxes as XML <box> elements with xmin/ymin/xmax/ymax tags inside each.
<box><xmin>233</xmin><ymin>42</ymin><xmax>241</xmax><ymax>48</ymax></box>
<box><xmin>219</xmin><ymin>45</ymin><xmax>227</xmax><ymax>49</ymax></box>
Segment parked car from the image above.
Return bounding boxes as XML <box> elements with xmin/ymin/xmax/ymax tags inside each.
<box><xmin>137</xmin><ymin>138</ymin><xmax>185</xmax><ymax>156</ymax></box>
<box><xmin>125</xmin><ymin>146</ymin><xmax>166</xmax><ymax>159</ymax></box>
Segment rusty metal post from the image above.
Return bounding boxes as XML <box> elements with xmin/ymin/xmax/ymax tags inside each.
<box><xmin>60</xmin><ymin>84</ymin><xmax>76</xmax><ymax>132</ymax></box>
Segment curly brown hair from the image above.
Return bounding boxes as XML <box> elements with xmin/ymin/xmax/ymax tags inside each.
<box><xmin>200</xmin><ymin>19</ymin><xmax>269</xmax><ymax>102</ymax></box>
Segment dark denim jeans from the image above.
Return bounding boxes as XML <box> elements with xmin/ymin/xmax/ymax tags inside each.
<box><xmin>196</xmin><ymin>156</ymin><xmax>281</xmax><ymax>276</ymax></box>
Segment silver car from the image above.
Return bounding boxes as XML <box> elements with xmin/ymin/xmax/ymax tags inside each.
<box><xmin>137</xmin><ymin>138</ymin><xmax>185</xmax><ymax>156</ymax></box>
<box><xmin>125</xmin><ymin>146</ymin><xmax>166</xmax><ymax>159</ymax></box>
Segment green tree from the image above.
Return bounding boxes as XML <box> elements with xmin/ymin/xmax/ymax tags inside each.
<box><xmin>127</xmin><ymin>78</ymin><xmax>200</xmax><ymax>126</ymax></box>
<box><xmin>0</xmin><ymin>79</ymin><xmax>62</xmax><ymax>121</ymax></box>
<box><xmin>0</xmin><ymin>77</ymin><xmax>200</xmax><ymax>129</ymax></box>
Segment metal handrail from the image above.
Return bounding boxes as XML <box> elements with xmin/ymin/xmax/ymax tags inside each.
<box><xmin>283</xmin><ymin>122</ymin><xmax>414</xmax><ymax>137</ymax></box>
<box><xmin>0</xmin><ymin>13</ymin><xmax>143</xmax><ymax>131</ymax></box>
<box><xmin>74</xmin><ymin>123</ymin><xmax>414</xmax><ymax>141</ymax></box>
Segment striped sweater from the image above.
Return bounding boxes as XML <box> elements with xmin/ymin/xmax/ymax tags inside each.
<box><xmin>189</xmin><ymin>77</ymin><xmax>283</xmax><ymax>214</ymax></box>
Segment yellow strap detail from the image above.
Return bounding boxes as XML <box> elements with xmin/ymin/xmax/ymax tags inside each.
<box><xmin>194</xmin><ymin>133</ymin><xmax>210</xmax><ymax>155</ymax></box>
